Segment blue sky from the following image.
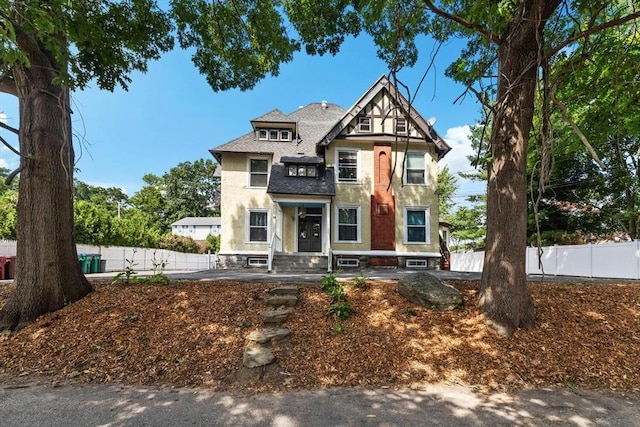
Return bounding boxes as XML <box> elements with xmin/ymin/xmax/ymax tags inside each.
<box><xmin>0</xmin><ymin>34</ymin><xmax>483</xmax><ymax>203</ymax></box>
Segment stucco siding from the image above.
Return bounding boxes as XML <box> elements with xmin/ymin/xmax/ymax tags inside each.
<box><xmin>219</xmin><ymin>152</ymin><xmax>273</xmax><ymax>254</ymax></box>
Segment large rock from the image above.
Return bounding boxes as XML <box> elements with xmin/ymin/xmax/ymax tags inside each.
<box><xmin>397</xmin><ymin>272</ymin><xmax>462</xmax><ymax>311</ymax></box>
<box><xmin>246</xmin><ymin>328</ymin><xmax>290</xmax><ymax>344</ymax></box>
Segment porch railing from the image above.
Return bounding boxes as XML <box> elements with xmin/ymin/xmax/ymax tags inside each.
<box><xmin>267</xmin><ymin>231</ymin><xmax>281</xmax><ymax>272</ymax></box>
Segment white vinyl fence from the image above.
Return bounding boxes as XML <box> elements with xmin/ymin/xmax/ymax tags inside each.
<box><xmin>451</xmin><ymin>241</ymin><xmax>640</xmax><ymax>279</ymax></box>
<box><xmin>0</xmin><ymin>240</ymin><xmax>215</xmax><ymax>273</ymax></box>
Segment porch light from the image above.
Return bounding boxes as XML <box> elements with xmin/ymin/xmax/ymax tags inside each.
<box><xmin>299</xmin><ymin>207</ymin><xmax>307</xmax><ymax>218</ymax></box>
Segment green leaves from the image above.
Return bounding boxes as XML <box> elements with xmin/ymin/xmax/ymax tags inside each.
<box><xmin>171</xmin><ymin>0</ymin><xmax>298</xmax><ymax>91</ymax></box>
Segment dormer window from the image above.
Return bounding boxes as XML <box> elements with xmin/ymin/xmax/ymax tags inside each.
<box><xmin>358</xmin><ymin>117</ymin><xmax>371</xmax><ymax>132</ymax></box>
<box><xmin>257</xmin><ymin>128</ymin><xmax>293</xmax><ymax>141</ymax></box>
<box><xmin>286</xmin><ymin>164</ymin><xmax>317</xmax><ymax>177</ymax></box>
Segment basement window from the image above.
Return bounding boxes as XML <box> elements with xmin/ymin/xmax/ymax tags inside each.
<box><xmin>337</xmin><ymin>258</ymin><xmax>359</xmax><ymax>268</ymax></box>
<box><xmin>247</xmin><ymin>258</ymin><xmax>267</xmax><ymax>267</ymax></box>
<box><xmin>406</xmin><ymin>259</ymin><xmax>427</xmax><ymax>268</ymax></box>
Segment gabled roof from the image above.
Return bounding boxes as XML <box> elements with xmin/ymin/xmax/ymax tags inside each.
<box><xmin>319</xmin><ymin>74</ymin><xmax>452</xmax><ymax>159</ymax></box>
<box><xmin>210</xmin><ymin>103</ymin><xmax>346</xmax><ymax>164</ymax></box>
<box><xmin>250</xmin><ymin>109</ymin><xmax>292</xmax><ymax>124</ymax></box>
<box><xmin>171</xmin><ymin>217</ymin><xmax>221</xmax><ymax>227</ymax></box>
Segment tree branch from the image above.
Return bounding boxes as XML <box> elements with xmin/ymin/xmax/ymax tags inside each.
<box><xmin>0</xmin><ymin>121</ymin><xmax>19</xmax><ymax>135</ymax></box>
<box><xmin>548</xmin><ymin>10</ymin><xmax>640</xmax><ymax>58</ymax></box>
<box><xmin>5</xmin><ymin>166</ymin><xmax>22</xmax><ymax>186</ymax></box>
<box><xmin>422</xmin><ymin>0</ymin><xmax>500</xmax><ymax>44</ymax></box>
<box><xmin>0</xmin><ymin>72</ymin><xmax>17</xmax><ymax>96</ymax></box>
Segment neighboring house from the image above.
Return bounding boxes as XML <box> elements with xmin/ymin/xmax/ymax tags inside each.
<box><xmin>171</xmin><ymin>217</ymin><xmax>221</xmax><ymax>240</ymax></box>
<box><xmin>210</xmin><ymin>75</ymin><xmax>451</xmax><ymax>271</ymax></box>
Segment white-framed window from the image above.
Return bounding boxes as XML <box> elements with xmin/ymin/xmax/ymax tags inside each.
<box><xmin>404</xmin><ymin>152</ymin><xmax>428</xmax><ymax>185</ymax></box>
<box><xmin>336</xmin><ymin>149</ymin><xmax>359</xmax><ymax>183</ymax></box>
<box><xmin>358</xmin><ymin>117</ymin><xmax>371</xmax><ymax>132</ymax></box>
<box><xmin>405</xmin><ymin>207</ymin><xmax>430</xmax><ymax>244</ymax></box>
<box><xmin>247</xmin><ymin>209</ymin><xmax>269</xmax><ymax>243</ymax></box>
<box><xmin>335</xmin><ymin>206</ymin><xmax>360</xmax><ymax>242</ymax></box>
<box><xmin>248</xmin><ymin>157</ymin><xmax>269</xmax><ymax>187</ymax></box>
<box><xmin>269</xmin><ymin>129</ymin><xmax>279</xmax><ymax>140</ymax></box>
<box><xmin>258</xmin><ymin>129</ymin><xmax>268</xmax><ymax>140</ymax></box>
<box><xmin>396</xmin><ymin>118</ymin><xmax>407</xmax><ymax>134</ymax></box>
<box><xmin>281</xmin><ymin>130</ymin><xmax>291</xmax><ymax>141</ymax></box>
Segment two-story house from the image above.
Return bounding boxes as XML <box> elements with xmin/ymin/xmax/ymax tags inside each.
<box><xmin>210</xmin><ymin>75</ymin><xmax>451</xmax><ymax>271</ymax></box>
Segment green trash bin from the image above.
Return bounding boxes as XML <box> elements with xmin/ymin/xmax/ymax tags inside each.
<box><xmin>89</xmin><ymin>254</ymin><xmax>102</xmax><ymax>273</ymax></box>
<box><xmin>78</xmin><ymin>254</ymin><xmax>91</xmax><ymax>274</ymax></box>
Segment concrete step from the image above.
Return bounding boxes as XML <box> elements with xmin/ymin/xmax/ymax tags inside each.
<box><xmin>271</xmin><ymin>254</ymin><xmax>329</xmax><ymax>272</ymax></box>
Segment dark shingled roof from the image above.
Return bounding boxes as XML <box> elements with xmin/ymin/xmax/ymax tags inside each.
<box><xmin>250</xmin><ymin>109</ymin><xmax>292</xmax><ymax>124</ymax></box>
<box><xmin>267</xmin><ymin>165</ymin><xmax>335</xmax><ymax>196</ymax></box>
<box><xmin>280</xmin><ymin>156</ymin><xmax>323</xmax><ymax>165</ymax></box>
<box><xmin>210</xmin><ymin>103</ymin><xmax>346</xmax><ymax>164</ymax></box>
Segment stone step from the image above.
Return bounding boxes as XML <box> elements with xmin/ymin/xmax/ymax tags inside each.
<box><xmin>264</xmin><ymin>294</ymin><xmax>298</xmax><ymax>307</ymax></box>
<box><xmin>246</xmin><ymin>327</ymin><xmax>290</xmax><ymax>344</ymax></box>
<box><xmin>267</xmin><ymin>286</ymin><xmax>299</xmax><ymax>296</ymax></box>
<box><xmin>260</xmin><ymin>309</ymin><xmax>292</xmax><ymax>324</ymax></box>
<box><xmin>243</xmin><ymin>343</ymin><xmax>275</xmax><ymax>368</ymax></box>
<box><xmin>271</xmin><ymin>254</ymin><xmax>328</xmax><ymax>272</ymax></box>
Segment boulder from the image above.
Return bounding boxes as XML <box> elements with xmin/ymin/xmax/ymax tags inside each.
<box><xmin>260</xmin><ymin>309</ymin><xmax>292</xmax><ymax>324</ymax></box>
<box><xmin>397</xmin><ymin>272</ymin><xmax>462</xmax><ymax>311</ymax></box>
<box><xmin>267</xmin><ymin>286</ymin><xmax>299</xmax><ymax>295</ymax></box>
<box><xmin>264</xmin><ymin>295</ymin><xmax>298</xmax><ymax>307</ymax></box>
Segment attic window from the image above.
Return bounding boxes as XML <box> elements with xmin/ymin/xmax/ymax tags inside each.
<box><xmin>281</xmin><ymin>130</ymin><xmax>291</xmax><ymax>141</ymax></box>
<box><xmin>269</xmin><ymin>130</ymin><xmax>279</xmax><ymax>140</ymax></box>
<box><xmin>358</xmin><ymin>117</ymin><xmax>371</xmax><ymax>132</ymax></box>
<box><xmin>396</xmin><ymin>118</ymin><xmax>407</xmax><ymax>134</ymax></box>
<box><xmin>258</xmin><ymin>130</ymin><xmax>268</xmax><ymax>140</ymax></box>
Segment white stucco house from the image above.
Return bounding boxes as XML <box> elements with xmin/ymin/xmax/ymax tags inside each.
<box><xmin>171</xmin><ymin>217</ymin><xmax>221</xmax><ymax>240</ymax></box>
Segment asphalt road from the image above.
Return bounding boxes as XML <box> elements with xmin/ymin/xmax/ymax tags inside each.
<box><xmin>1</xmin><ymin>382</ymin><xmax>639</xmax><ymax>427</ymax></box>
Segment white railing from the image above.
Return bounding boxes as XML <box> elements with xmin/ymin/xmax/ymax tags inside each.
<box><xmin>0</xmin><ymin>240</ymin><xmax>212</xmax><ymax>273</ymax></box>
<box><xmin>451</xmin><ymin>241</ymin><xmax>640</xmax><ymax>279</ymax></box>
<box><xmin>267</xmin><ymin>232</ymin><xmax>281</xmax><ymax>272</ymax></box>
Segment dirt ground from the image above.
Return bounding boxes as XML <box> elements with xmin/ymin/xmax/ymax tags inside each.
<box><xmin>0</xmin><ymin>278</ymin><xmax>638</xmax><ymax>395</ymax></box>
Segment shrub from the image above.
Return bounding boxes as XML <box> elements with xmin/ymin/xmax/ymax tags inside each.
<box><xmin>158</xmin><ymin>234</ymin><xmax>199</xmax><ymax>253</ymax></box>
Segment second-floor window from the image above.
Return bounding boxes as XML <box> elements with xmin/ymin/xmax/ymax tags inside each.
<box><xmin>404</xmin><ymin>152</ymin><xmax>427</xmax><ymax>185</ymax></box>
<box><xmin>337</xmin><ymin>149</ymin><xmax>358</xmax><ymax>183</ymax></box>
<box><xmin>249</xmin><ymin>158</ymin><xmax>268</xmax><ymax>187</ymax></box>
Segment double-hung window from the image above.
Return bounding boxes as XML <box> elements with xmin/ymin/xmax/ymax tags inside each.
<box><xmin>405</xmin><ymin>207</ymin><xmax>430</xmax><ymax>244</ymax></box>
<box><xmin>336</xmin><ymin>206</ymin><xmax>360</xmax><ymax>242</ymax></box>
<box><xmin>405</xmin><ymin>152</ymin><xmax>427</xmax><ymax>185</ymax></box>
<box><xmin>248</xmin><ymin>210</ymin><xmax>269</xmax><ymax>242</ymax></box>
<box><xmin>249</xmin><ymin>158</ymin><xmax>268</xmax><ymax>187</ymax></box>
<box><xmin>337</xmin><ymin>149</ymin><xmax>358</xmax><ymax>183</ymax></box>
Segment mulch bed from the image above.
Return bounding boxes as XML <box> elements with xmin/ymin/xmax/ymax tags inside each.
<box><xmin>0</xmin><ymin>278</ymin><xmax>638</xmax><ymax>394</ymax></box>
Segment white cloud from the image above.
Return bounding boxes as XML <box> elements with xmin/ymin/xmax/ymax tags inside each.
<box><xmin>439</xmin><ymin>125</ymin><xmax>486</xmax><ymax>204</ymax></box>
<box><xmin>0</xmin><ymin>158</ymin><xmax>7</xmax><ymax>169</ymax></box>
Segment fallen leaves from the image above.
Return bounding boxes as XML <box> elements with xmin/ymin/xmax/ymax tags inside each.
<box><xmin>0</xmin><ymin>279</ymin><xmax>638</xmax><ymax>394</ymax></box>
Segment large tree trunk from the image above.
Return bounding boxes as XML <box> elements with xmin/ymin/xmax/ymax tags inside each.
<box><xmin>478</xmin><ymin>1</ymin><xmax>560</xmax><ymax>337</ymax></box>
<box><xmin>0</xmin><ymin>46</ymin><xmax>92</xmax><ymax>331</ymax></box>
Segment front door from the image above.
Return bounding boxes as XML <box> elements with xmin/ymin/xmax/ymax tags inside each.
<box><xmin>298</xmin><ymin>215</ymin><xmax>322</xmax><ymax>252</ymax></box>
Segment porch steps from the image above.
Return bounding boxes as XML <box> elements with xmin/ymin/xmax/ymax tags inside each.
<box><xmin>270</xmin><ymin>253</ymin><xmax>329</xmax><ymax>273</ymax></box>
